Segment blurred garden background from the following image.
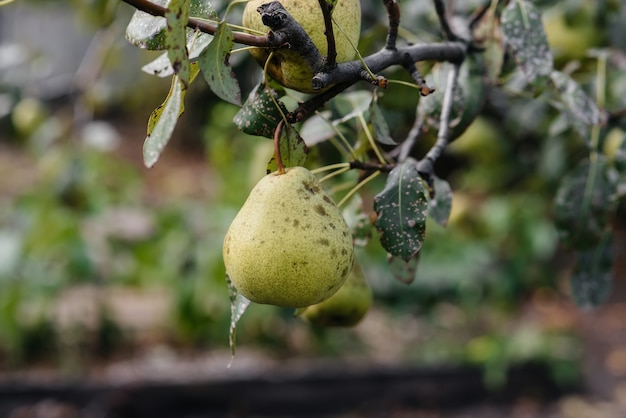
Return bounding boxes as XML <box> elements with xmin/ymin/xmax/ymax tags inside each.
<box><xmin>1</xmin><ymin>0</ymin><xmax>626</xmax><ymax>416</ymax></box>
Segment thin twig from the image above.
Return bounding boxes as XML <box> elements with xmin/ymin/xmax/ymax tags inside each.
<box><xmin>397</xmin><ymin>114</ymin><xmax>425</xmax><ymax>163</ymax></box>
<box><xmin>432</xmin><ymin>0</ymin><xmax>457</xmax><ymax>41</ymax></box>
<box><xmin>418</xmin><ymin>63</ymin><xmax>460</xmax><ymax>175</ymax></box>
<box><xmin>349</xmin><ymin>161</ymin><xmax>395</xmax><ymax>172</ymax></box>
<box><xmin>403</xmin><ymin>60</ymin><xmax>436</xmax><ymax>96</ymax></box>
<box><xmin>273</xmin><ymin>120</ymin><xmax>286</xmax><ymax>174</ymax></box>
<box><xmin>317</xmin><ymin>0</ymin><xmax>337</xmax><ymax>68</ymax></box>
<box><xmin>382</xmin><ymin>0</ymin><xmax>401</xmax><ymax>50</ymax></box>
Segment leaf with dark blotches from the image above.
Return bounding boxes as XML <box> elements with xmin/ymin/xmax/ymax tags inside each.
<box><xmin>388</xmin><ymin>253</ymin><xmax>419</xmax><ymax>284</ymax></box>
<box><xmin>199</xmin><ymin>22</ymin><xmax>241</xmax><ymax>106</ymax></box>
<box><xmin>429</xmin><ymin>176</ymin><xmax>452</xmax><ymax>227</ymax></box>
<box><xmin>501</xmin><ymin>0</ymin><xmax>553</xmax><ymax>91</ymax></box>
<box><xmin>165</xmin><ymin>0</ymin><xmax>190</xmax><ymax>87</ymax></box>
<box><xmin>553</xmin><ymin>157</ymin><xmax>616</xmax><ymax>250</ymax></box>
<box><xmin>369</xmin><ymin>97</ymin><xmax>396</xmax><ymax>145</ymax></box>
<box><xmin>373</xmin><ymin>158</ymin><xmax>428</xmax><ymax>262</ymax></box>
<box><xmin>234</xmin><ymin>83</ymin><xmax>289</xmax><ymax>138</ymax></box>
<box><xmin>144</xmin><ymin>64</ymin><xmax>200</xmax><ymax>167</ymax></box>
<box><xmin>266</xmin><ymin>124</ymin><xmax>308</xmax><ymax>172</ymax></box>
<box><xmin>571</xmin><ymin>234</ymin><xmax>613</xmax><ymax>310</ymax></box>
<box><xmin>227</xmin><ymin>274</ymin><xmax>251</xmax><ymax>361</ymax></box>
<box><xmin>144</xmin><ymin>75</ymin><xmax>184</xmax><ymax>168</ymax></box>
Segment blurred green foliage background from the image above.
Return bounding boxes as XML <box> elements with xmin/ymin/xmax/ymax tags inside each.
<box><xmin>1</xmin><ymin>0</ymin><xmax>625</xmax><ymax>392</ymax></box>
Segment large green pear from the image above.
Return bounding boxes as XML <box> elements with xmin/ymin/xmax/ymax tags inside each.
<box><xmin>242</xmin><ymin>0</ymin><xmax>361</xmax><ymax>93</ymax></box>
<box><xmin>299</xmin><ymin>258</ymin><xmax>372</xmax><ymax>327</ymax></box>
<box><xmin>223</xmin><ymin>166</ymin><xmax>354</xmax><ymax>308</ymax></box>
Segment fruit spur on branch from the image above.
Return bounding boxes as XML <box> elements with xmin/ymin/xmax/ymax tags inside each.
<box><xmin>241</xmin><ymin>0</ymin><xmax>361</xmax><ymax>93</ymax></box>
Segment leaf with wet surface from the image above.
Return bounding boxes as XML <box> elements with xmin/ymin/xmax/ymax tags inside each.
<box><xmin>501</xmin><ymin>0</ymin><xmax>553</xmax><ymax>91</ymax></box>
<box><xmin>429</xmin><ymin>176</ymin><xmax>452</xmax><ymax>228</ymax></box>
<box><xmin>199</xmin><ymin>22</ymin><xmax>241</xmax><ymax>106</ymax></box>
<box><xmin>373</xmin><ymin>159</ymin><xmax>428</xmax><ymax>262</ymax></box>
<box><xmin>234</xmin><ymin>83</ymin><xmax>289</xmax><ymax>138</ymax></box>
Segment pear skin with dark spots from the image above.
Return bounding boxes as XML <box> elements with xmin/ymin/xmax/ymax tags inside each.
<box><xmin>223</xmin><ymin>167</ymin><xmax>354</xmax><ymax>308</ymax></box>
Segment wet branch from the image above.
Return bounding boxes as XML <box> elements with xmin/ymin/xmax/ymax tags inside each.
<box><xmin>417</xmin><ymin>63</ymin><xmax>460</xmax><ymax>176</ymax></box>
<box><xmin>433</xmin><ymin>0</ymin><xmax>457</xmax><ymax>41</ymax></box>
<box><xmin>382</xmin><ymin>0</ymin><xmax>401</xmax><ymax>50</ymax></box>
<box><xmin>317</xmin><ymin>0</ymin><xmax>337</xmax><ymax>68</ymax></box>
<box><xmin>121</xmin><ymin>0</ymin><xmax>271</xmax><ymax>47</ymax></box>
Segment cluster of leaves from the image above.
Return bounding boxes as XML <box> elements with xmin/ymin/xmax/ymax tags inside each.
<box><xmin>122</xmin><ymin>0</ymin><xmax>626</xmax><ymax>312</ymax></box>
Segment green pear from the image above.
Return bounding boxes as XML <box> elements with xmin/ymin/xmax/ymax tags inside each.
<box><xmin>223</xmin><ymin>166</ymin><xmax>354</xmax><ymax>308</ymax></box>
<box><xmin>242</xmin><ymin>0</ymin><xmax>361</xmax><ymax>93</ymax></box>
<box><xmin>298</xmin><ymin>258</ymin><xmax>372</xmax><ymax>327</ymax></box>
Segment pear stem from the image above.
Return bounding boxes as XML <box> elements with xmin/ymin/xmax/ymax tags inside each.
<box><xmin>274</xmin><ymin>120</ymin><xmax>286</xmax><ymax>174</ymax></box>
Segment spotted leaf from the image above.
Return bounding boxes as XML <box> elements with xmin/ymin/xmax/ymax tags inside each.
<box><xmin>501</xmin><ymin>0</ymin><xmax>553</xmax><ymax>91</ymax></box>
<box><xmin>199</xmin><ymin>22</ymin><xmax>241</xmax><ymax>106</ymax></box>
<box><xmin>234</xmin><ymin>83</ymin><xmax>288</xmax><ymax>138</ymax></box>
<box><xmin>373</xmin><ymin>159</ymin><xmax>428</xmax><ymax>262</ymax></box>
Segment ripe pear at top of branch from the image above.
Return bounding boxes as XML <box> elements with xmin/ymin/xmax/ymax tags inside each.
<box><xmin>242</xmin><ymin>0</ymin><xmax>361</xmax><ymax>93</ymax></box>
<box><xmin>223</xmin><ymin>166</ymin><xmax>355</xmax><ymax>308</ymax></box>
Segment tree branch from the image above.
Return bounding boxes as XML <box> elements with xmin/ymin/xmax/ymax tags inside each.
<box><xmin>432</xmin><ymin>0</ymin><xmax>458</xmax><ymax>41</ymax></box>
<box><xmin>317</xmin><ymin>0</ymin><xmax>337</xmax><ymax>68</ymax></box>
<box><xmin>258</xmin><ymin>2</ymin><xmax>324</xmax><ymax>73</ymax></box>
<box><xmin>120</xmin><ymin>0</ymin><xmax>271</xmax><ymax>47</ymax></box>
<box><xmin>312</xmin><ymin>41</ymin><xmax>466</xmax><ymax>91</ymax></box>
<box><xmin>417</xmin><ymin>63</ymin><xmax>460</xmax><ymax>176</ymax></box>
<box><xmin>382</xmin><ymin>0</ymin><xmax>401</xmax><ymax>50</ymax></box>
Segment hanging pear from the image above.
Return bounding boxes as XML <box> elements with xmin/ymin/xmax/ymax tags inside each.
<box><xmin>223</xmin><ymin>167</ymin><xmax>354</xmax><ymax>308</ymax></box>
<box><xmin>298</xmin><ymin>258</ymin><xmax>372</xmax><ymax>327</ymax></box>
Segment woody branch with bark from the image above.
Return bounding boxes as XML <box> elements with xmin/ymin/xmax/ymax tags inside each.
<box><xmin>121</xmin><ymin>0</ymin><xmax>474</xmax><ymax>177</ymax></box>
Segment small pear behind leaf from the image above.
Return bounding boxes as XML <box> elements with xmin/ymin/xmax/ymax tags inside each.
<box><xmin>299</xmin><ymin>259</ymin><xmax>372</xmax><ymax>327</ymax></box>
<box><xmin>223</xmin><ymin>166</ymin><xmax>355</xmax><ymax>308</ymax></box>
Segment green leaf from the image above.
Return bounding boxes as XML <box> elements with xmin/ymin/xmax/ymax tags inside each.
<box><xmin>234</xmin><ymin>83</ymin><xmax>288</xmax><ymax>138</ymax></box>
<box><xmin>388</xmin><ymin>253</ymin><xmax>419</xmax><ymax>284</ymax></box>
<box><xmin>369</xmin><ymin>98</ymin><xmax>396</xmax><ymax>145</ymax></box>
<box><xmin>144</xmin><ymin>75</ymin><xmax>185</xmax><ymax>168</ymax></box>
<box><xmin>551</xmin><ymin>71</ymin><xmax>604</xmax><ymax>142</ymax></box>
<box><xmin>227</xmin><ymin>274</ymin><xmax>251</xmax><ymax>361</ymax></box>
<box><xmin>125</xmin><ymin>0</ymin><xmax>168</xmax><ymax>50</ymax></box>
<box><xmin>501</xmin><ymin>0</ymin><xmax>553</xmax><ymax>91</ymax></box>
<box><xmin>189</xmin><ymin>0</ymin><xmax>218</xmax><ymax>19</ymax></box>
<box><xmin>199</xmin><ymin>22</ymin><xmax>241</xmax><ymax>106</ymax></box>
<box><xmin>144</xmin><ymin>66</ymin><xmax>204</xmax><ymax>168</ymax></box>
<box><xmin>429</xmin><ymin>176</ymin><xmax>452</xmax><ymax>227</ymax></box>
<box><xmin>266</xmin><ymin>124</ymin><xmax>308</xmax><ymax>172</ymax></box>
<box><xmin>452</xmin><ymin>53</ymin><xmax>488</xmax><ymax>140</ymax></box>
<box><xmin>553</xmin><ymin>157</ymin><xmax>616</xmax><ymax>250</ymax></box>
<box><xmin>165</xmin><ymin>0</ymin><xmax>190</xmax><ymax>87</ymax></box>
<box><xmin>142</xmin><ymin>33</ymin><xmax>213</xmax><ymax>78</ymax></box>
<box><xmin>571</xmin><ymin>234</ymin><xmax>613</xmax><ymax>309</ymax></box>
<box><xmin>373</xmin><ymin>159</ymin><xmax>428</xmax><ymax>262</ymax></box>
